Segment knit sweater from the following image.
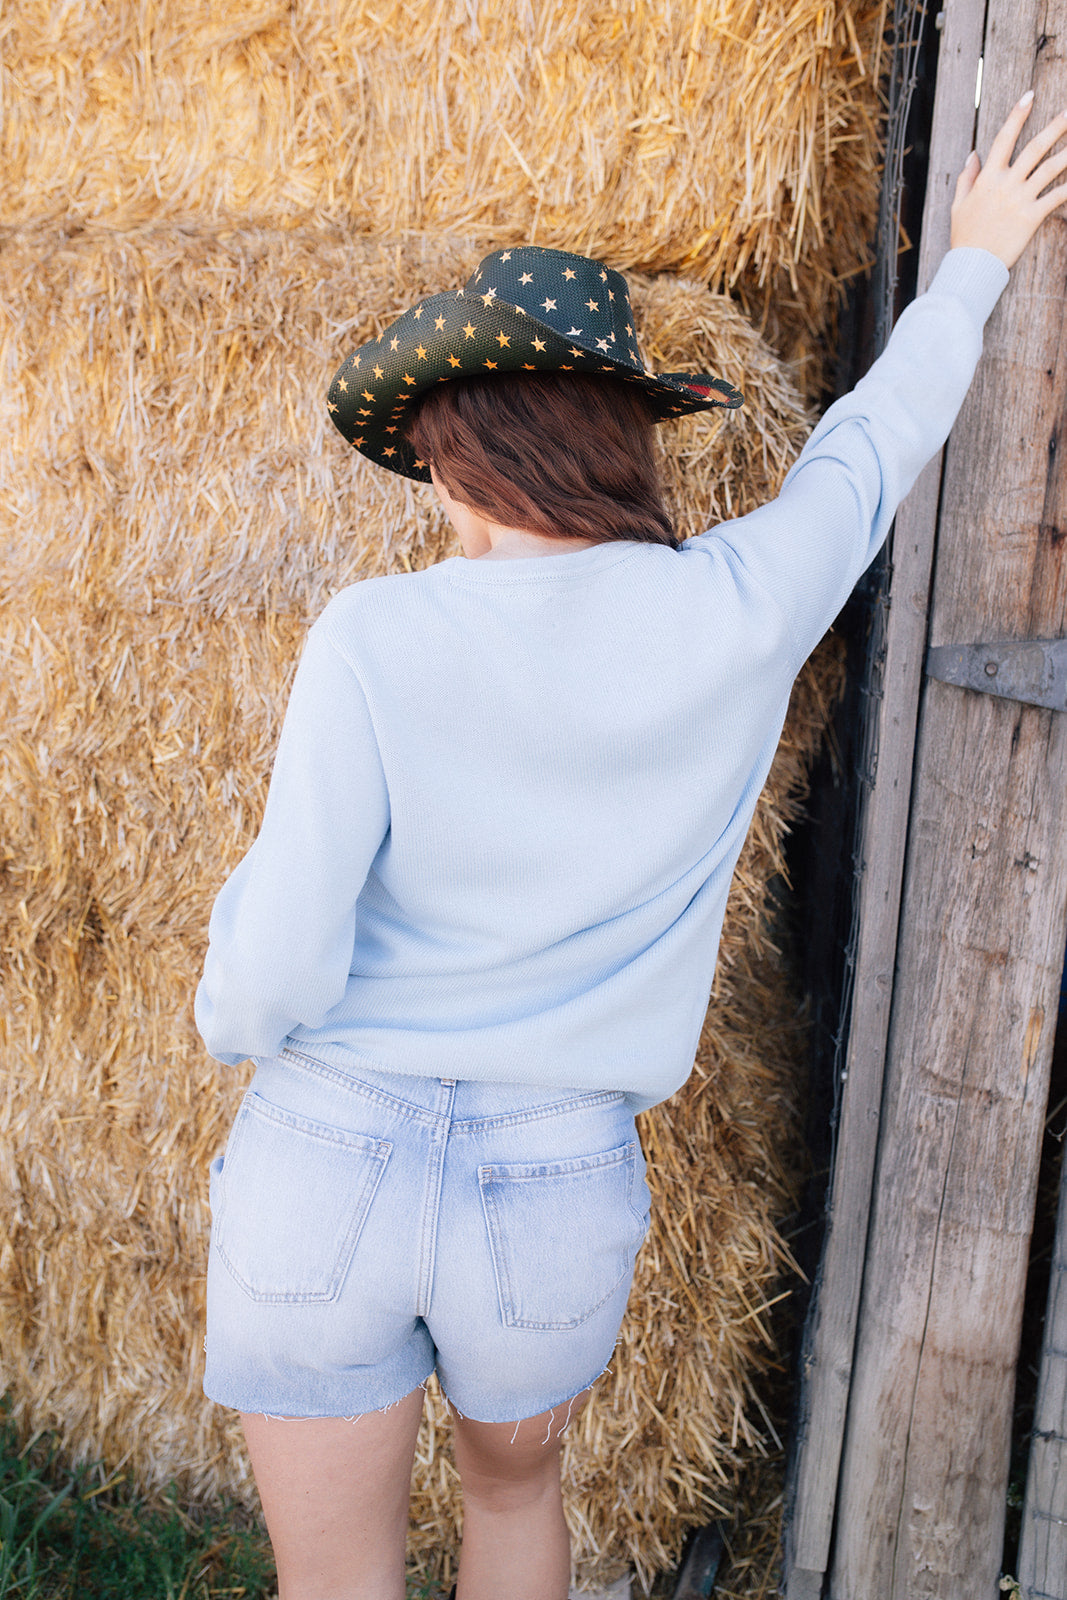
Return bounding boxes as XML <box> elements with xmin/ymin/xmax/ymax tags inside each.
<box><xmin>195</xmin><ymin>247</ymin><xmax>1009</xmax><ymax>1108</ymax></box>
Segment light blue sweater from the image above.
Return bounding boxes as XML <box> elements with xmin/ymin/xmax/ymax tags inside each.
<box><xmin>195</xmin><ymin>248</ymin><xmax>1009</xmax><ymax>1108</ymax></box>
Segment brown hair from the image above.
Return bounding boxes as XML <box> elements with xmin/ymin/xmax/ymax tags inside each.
<box><xmin>404</xmin><ymin>371</ymin><xmax>677</xmax><ymax>548</ymax></box>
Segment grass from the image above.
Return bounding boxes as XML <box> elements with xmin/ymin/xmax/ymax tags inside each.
<box><xmin>0</xmin><ymin>1401</ymin><xmax>446</xmax><ymax>1600</ymax></box>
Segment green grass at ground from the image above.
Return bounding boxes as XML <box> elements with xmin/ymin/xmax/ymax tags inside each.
<box><xmin>0</xmin><ymin>1401</ymin><xmax>445</xmax><ymax>1599</ymax></box>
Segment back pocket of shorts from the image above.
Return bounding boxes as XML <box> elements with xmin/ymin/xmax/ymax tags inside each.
<box><xmin>479</xmin><ymin>1142</ymin><xmax>646</xmax><ymax>1331</ymax></box>
<box><xmin>212</xmin><ymin>1091</ymin><xmax>391</xmax><ymax>1304</ymax></box>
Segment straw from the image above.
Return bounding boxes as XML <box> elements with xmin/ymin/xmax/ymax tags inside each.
<box><xmin>0</xmin><ymin>223</ymin><xmax>844</xmax><ymax>1592</ymax></box>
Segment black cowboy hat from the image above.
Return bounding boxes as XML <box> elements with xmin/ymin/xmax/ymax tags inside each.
<box><xmin>327</xmin><ymin>246</ymin><xmax>743</xmax><ymax>482</ymax></box>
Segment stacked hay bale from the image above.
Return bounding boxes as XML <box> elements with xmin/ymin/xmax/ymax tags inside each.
<box><xmin>0</xmin><ymin>2</ymin><xmax>882</xmax><ymax>1590</ymax></box>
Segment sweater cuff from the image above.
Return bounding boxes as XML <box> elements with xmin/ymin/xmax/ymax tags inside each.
<box><xmin>926</xmin><ymin>246</ymin><xmax>1010</xmax><ymax>327</ymax></box>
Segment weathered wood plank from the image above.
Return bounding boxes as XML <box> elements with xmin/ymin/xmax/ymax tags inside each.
<box><xmin>1019</xmin><ymin>1149</ymin><xmax>1067</xmax><ymax>1600</ymax></box>
<box><xmin>783</xmin><ymin>1</ymin><xmax>987</xmax><ymax>1588</ymax></box>
<box><xmin>830</xmin><ymin>3</ymin><xmax>1067</xmax><ymax>1593</ymax></box>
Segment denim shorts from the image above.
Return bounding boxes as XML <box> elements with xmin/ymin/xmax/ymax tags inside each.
<box><xmin>203</xmin><ymin>1048</ymin><xmax>651</xmax><ymax>1423</ymax></box>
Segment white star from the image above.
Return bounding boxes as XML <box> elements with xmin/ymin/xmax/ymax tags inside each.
<box><xmin>566</xmin><ymin>326</ymin><xmax>582</xmax><ymax>337</ymax></box>
<box><xmin>481</xmin><ymin>288</ymin><xmax>497</xmax><ymax>306</ymax></box>
<box><xmin>501</xmin><ymin>251</ymin><xmax>512</xmax><ymax>261</ymax></box>
<box><xmin>596</xmin><ymin>338</ymin><xmax>610</xmax><ymax>351</ymax></box>
<box><xmin>562</xmin><ymin>267</ymin><xmax>576</xmax><ymax>280</ymax></box>
<box><xmin>541</xmin><ymin>298</ymin><xmax>556</xmax><ymax>312</ymax></box>
<box><xmin>519</xmin><ymin>272</ymin><xmax>533</xmax><ymax>285</ymax></box>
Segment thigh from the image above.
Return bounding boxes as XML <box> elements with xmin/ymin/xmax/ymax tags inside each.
<box><xmin>241</xmin><ymin>1385</ymin><xmax>425</xmax><ymax>1600</ymax></box>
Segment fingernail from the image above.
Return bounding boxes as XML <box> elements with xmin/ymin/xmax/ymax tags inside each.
<box><xmin>1020</xmin><ymin>88</ymin><xmax>1035</xmax><ymax>104</ymax></box>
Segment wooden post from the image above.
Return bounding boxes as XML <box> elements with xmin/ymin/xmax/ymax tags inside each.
<box><xmin>831</xmin><ymin>2</ymin><xmax>1067</xmax><ymax>1594</ymax></box>
<box><xmin>783</xmin><ymin>3</ymin><xmax>985</xmax><ymax>1591</ymax></box>
<box><xmin>1019</xmin><ymin>1142</ymin><xmax>1067</xmax><ymax>1600</ymax></box>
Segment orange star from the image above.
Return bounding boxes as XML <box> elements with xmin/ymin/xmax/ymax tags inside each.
<box><xmin>484</xmin><ymin>359</ymin><xmax>498</xmax><ymax>369</ymax></box>
<box><xmin>398</xmin><ymin>392</ymin><xmax>412</xmax><ymax>400</ymax></box>
<box><xmin>385</xmin><ymin>425</ymin><xmax>398</xmax><ymax>433</ymax></box>
<box><xmin>522</xmin><ymin>363</ymin><xmax>536</xmax><ymax>370</ymax></box>
<box><xmin>447</xmin><ymin>353</ymin><xmax>461</xmax><ymax>367</ymax></box>
<box><xmin>353</xmin><ymin>435</ymin><xmax>365</xmax><ymax>445</ymax></box>
<box><xmin>358</xmin><ymin>407</ymin><xmax>371</xmax><ymax>416</ymax></box>
<box><xmin>415</xmin><ymin>345</ymin><xmax>427</xmax><ymax>360</ymax></box>
<box><xmin>413</xmin><ymin>306</ymin><xmax>423</xmax><ymax>320</ymax></box>
<box><xmin>586</xmin><ymin>299</ymin><xmax>598</xmax><ymax>311</ymax></box>
<box><xmin>403</xmin><ymin>373</ymin><xmax>416</xmax><ymax>386</ymax></box>
<box><xmin>414</xmin><ymin>457</ymin><xmax>427</xmax><ymax>468</ymax></box>
<box><xmin>462</xmin><ymin>322</ymin><xmax>476</xmax><ymax>339</ymax></box>
<box><xmin>496</xmin><ymin>331</ymin><xmax>511</xmax><ymax>348</ymax></box>
<box><xmin>383</xmin><ymin>446</ymin><xmax>397</xmax><ymax>456</ymax></box>
<box><xmin>599</xmin><ymin>270</ymin><xmax>607</xmax><ymax>281</ymax></box>
<box><xmin>569</xmin><ymin>347</ymin><xmax>582</xmax><ymax>358</ymax></box>
<box><xmin>532</xmin><ymin>337</ymin><xmax>546</xmax><ymax>351</ymax></box>
<box><xmin>608</xmin><ymin>290</ymin><xmax>615</xmax><ymax>301</ymax></box>
<box><xmin>338</xmin><ymin>377</ymin><xmax>349</xmax><ymax>392</ymax></box>
<box><xmin>515</xmin><ymin>307</ymin><xmax>526</xmax><ymax>316</ymax></box>
<box><xmin>390</xmin><ymin>336</ymin><xmax>399</xmax><ymax>351</ymax></box>
<box><xmin>435</xmin><ymin>315</ymin><xmax>446</xmax><ymax>331</ymax></box>
<box><xmin>481</xmin><ymin>288</ymin><xmax>497</xmax><ymax>306</ymax></box>
<box><xmin>353</xmin><ymin>354</ymin><xmax>361</xmax><ymax>367</ymax></box>
<box><xmin>361</xmin><ymin>389</ymin><xmax>375</xmax><ymax>401</ymax></box>
<box><xmin>328</xmin><ymin>400</ymin><xmax>338</xmax><ymax>411</ymax></box>
<box><xmin>561</xmin><ymin>364</ymin><xmax>573</xmax><ymax>370</ymax></box>
<box><xmin>563</xmin><ymin>268</ymin><xmax>576</xmax><ymax>280</ymax></box>
<box><xmin>373</xmin><ymin>364</ymin><xmax>384</xmax><ymax>379</ymax></box>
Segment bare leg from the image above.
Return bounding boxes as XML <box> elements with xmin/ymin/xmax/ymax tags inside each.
<box><xmin>452</xmin><ymin>1390</ymin><xmax>590</xmax><ymax>1600</ymax></box>
<box><xmin>240</xmin><ymin>1385</ymin><xmax>425</xmax><ymax>1600</ymax></box>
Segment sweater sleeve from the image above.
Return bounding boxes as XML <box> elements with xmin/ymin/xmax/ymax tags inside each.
<box><xmin>688</xmin><ymin>246</ymin><xmax>1010</xmax><ymax>669</ymax></box>
<box><xmin>194</xmin><ymin>619</ymin><xmax>389</xmax><ymax>1066</ymax></box>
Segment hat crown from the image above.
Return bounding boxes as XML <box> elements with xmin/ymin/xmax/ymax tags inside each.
<box><xmin>463</xmin><ymin>247</ymin><xmax>644</xmax><ymax>371</ymax></box>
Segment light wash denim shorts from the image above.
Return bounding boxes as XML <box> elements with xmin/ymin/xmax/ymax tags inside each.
<box><xmin>204</xmin><ymin>1047</ymin><xmax>651</xmax><ymax>1423</ymax></box>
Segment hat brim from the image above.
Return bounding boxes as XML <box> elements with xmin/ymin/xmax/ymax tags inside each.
<box><xmin>327</xmin><ymin>290</ymin><xmax>743</xmax><ymax>482</ymax></box>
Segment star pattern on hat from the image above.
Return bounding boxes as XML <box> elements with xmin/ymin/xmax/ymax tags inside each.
<box><xmin>327</xmin><ymin>244</ymin><xmax>743</xmax><ymax>481</ymax></box>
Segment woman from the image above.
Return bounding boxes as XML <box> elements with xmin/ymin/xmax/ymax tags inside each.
<box><xmin>196</xmin><ymin>99</ymin><xmax>1067</xmax><ymax>1600</ymax></box>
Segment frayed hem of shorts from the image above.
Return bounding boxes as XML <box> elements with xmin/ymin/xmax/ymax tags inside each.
<box><xmin>250</xmin><ymin>1376</ymin><xmax>430</xmax><ymax>1424</ymax></box>
<box><xmin>440</xmin><ymin>1351</ymin><xmax>614</xmax><ymax>1444</ymax></box>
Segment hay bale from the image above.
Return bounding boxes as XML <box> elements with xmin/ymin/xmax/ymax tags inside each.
<box><xmin>0</xmin><ymin>225</ymin><xmax>842</xmax><ymax>1589</ymax></box>
<box><xmin>1</xmin><ymin>0</ymin><xmax>887</xmax><ymax>362</ymax></box>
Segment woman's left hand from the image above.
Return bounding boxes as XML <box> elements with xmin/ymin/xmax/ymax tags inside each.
<box><xmin>951</xmin><ymin>92</ymin><xmax>1067</xmax><ymax>268</ymax></box>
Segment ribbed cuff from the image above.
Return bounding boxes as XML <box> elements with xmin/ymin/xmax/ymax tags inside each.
<box><xmin>927</xmin><ymin>246</ymin><xmax>1010</xmax><ymax>326</ymax></box>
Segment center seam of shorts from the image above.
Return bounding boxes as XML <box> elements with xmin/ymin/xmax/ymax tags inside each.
<box><xmin>415</xmin><ymin>1078</ymin><xmax>455</xmax><ymax>1317</ymax></box>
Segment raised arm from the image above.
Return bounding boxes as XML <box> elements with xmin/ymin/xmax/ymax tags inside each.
<box><xmin>693</xmin><ymin>97</ymin><xmax>1067</xmax><ymax>671</ymax></box>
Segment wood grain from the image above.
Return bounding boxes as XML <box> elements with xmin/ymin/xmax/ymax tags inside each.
<box><xmin>783</xmin><ymin>1</ymin><xmax>987</xmax><ymax>1589</ymax></box>
<box><xmin>831</xmin><ymin>2</ymin><xmax>1067</xmax><ymax>1593</ymax></box>
<box><xmin>1019</xmin><ymin>1155</ymin><xmax>1067</xmax><ymax>1599</ymax></box>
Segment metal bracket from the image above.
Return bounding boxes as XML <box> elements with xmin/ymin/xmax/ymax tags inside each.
<box><xmin>925</xmin><ymin>638</ymin><xmax>1067</xmax><ymax>712</ymax></box>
